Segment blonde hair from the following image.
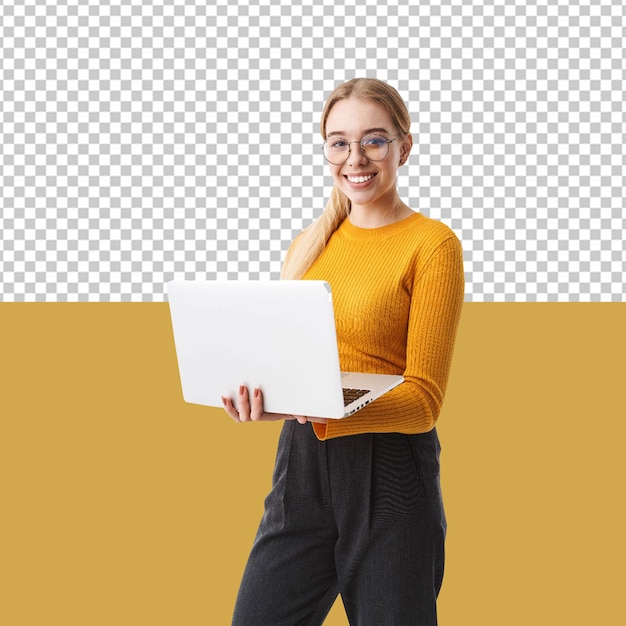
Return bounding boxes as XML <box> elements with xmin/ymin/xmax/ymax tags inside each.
<box><xmin>281</xmin><ymin>78</ymin><xmax>412</xmax><ymax>280</ymax></box>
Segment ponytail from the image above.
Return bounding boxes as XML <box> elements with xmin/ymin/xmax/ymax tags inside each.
<box><xmin>281</xmin><ymin>187</ymin><xmax>350</xmax><ymax>280</ymax></box>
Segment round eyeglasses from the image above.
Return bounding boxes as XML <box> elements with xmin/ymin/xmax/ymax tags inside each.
<box><xmin>322</xmin><ymin>134</ymin><xmax>399</xmax><ymax>165</ymax></box>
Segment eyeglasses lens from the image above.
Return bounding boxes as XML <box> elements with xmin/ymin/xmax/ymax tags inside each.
<box><xmin>323</xmin><ymin>135</ymin><xmax>390</xmax><ymax>164</ymax></box>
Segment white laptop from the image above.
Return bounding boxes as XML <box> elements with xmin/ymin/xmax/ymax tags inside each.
<box><xmin>166</xmin><ymin>280</ymin><xmax>403</xmax><ymax>419</ymax></box>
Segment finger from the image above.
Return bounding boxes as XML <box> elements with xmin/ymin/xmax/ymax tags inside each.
<box><xmin>221</xmin><ymin>396</ymin><xmax>241</xmax><ymax>422</ymax></box>
<box><xmin>250</xmin><ymin>387</ymin><xmax>265</xmax><ymax>421</ymax></box>
<box><xmin>238</xmin><ymin>385</ymin><xmax>252</xmax><ymax>421</ymax></box>
<box><xmin>295</xmin><ymin>415</ymin><xmax>308</xmax><ymax>424</ymax></box>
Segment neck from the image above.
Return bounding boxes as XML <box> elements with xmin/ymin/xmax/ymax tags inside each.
<box><xmin>348</xmin><ymin>196</ymin><xmax>412</xmax><ymax>229</ymax></box>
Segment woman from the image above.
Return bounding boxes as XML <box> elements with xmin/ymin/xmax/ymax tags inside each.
<box><xmin>223</xmin><ymin>78</ymin><xmax>464</xmax><ymax>625</ymax></box>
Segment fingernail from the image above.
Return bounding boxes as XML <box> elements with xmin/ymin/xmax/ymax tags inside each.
<box><xmin>239</xmin><ymin>385</ymin><xmax>245</xmax><ymax>395</ymax></box>
<box><xmin>254</xmin><ymin>388</ymin><xmax>259</xmax><ymax>398</ymax></box>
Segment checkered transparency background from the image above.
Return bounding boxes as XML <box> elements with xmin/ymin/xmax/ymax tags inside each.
<box><xmin>1</xmin><ymin>0</ymin><xmax>624</xmax><ymax>301</ymax></box>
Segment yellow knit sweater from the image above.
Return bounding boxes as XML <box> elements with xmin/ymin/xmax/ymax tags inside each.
<box><xmin>298</xmin><ymin>212</ymin><xmax>464</xmax><ymax>440</ymax></box>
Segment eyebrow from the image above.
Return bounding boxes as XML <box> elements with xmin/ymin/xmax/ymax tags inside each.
<box><xmin>326</xmin><ymin>127</ymin><xmax>392</xmax><ymax>138</ymax></box>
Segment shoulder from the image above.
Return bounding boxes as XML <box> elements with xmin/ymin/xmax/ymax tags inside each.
<box><xmin>399</xmin><ymin>213</ymin><xmax>462</xmax><ymax>258</ymax></box>
<box><xmin>400</xmin><ymin>214</ymin><xmax>464</xmax><ymax>282</ymax></box>
<box><xmin>411</xmin><ymin>213</ymin><xmax>459</xmax><ymax>242</ymax></box>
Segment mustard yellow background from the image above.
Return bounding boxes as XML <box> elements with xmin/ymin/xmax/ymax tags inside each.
<box><xmin>1</xmin><ymin>303</ymin><xmax>624</xmax><ymax>625</ymax></box>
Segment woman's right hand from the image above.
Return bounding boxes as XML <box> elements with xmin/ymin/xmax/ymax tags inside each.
<box><xmin>222</xmin><ymin>386</ymin><xmax>310</xmax><ymax>424</ymax></box>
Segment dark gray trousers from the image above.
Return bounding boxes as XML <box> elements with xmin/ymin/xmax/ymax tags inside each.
<box><xmin>232</xmin><ymin>421</ymin><xmax>446</xmax><ymax>626</ymax></box>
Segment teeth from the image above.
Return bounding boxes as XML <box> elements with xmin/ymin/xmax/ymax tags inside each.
<box><xmin>347</xmin><ymin>174</ymin><xmax>374</xmax><ymax>183</ymax></box>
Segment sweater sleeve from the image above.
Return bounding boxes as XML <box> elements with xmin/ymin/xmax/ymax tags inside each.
<box><xmin>312</xmin><ymin>235</ymin><xmax>465</xmax><ymax>440</ymax></box>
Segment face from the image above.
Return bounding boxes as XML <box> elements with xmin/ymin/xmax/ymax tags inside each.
<box><xmin>323</xmin><ymin>97</ymin><xmax>412</xmax><ymax>213</ymax></box>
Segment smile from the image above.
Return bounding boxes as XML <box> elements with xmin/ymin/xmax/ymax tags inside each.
<box><xmin>346</xmin><ymin>174</ymin><xmax>375</xmax><ymax>184</ymax></box>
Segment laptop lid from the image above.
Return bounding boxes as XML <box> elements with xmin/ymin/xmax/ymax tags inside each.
<box><xmin>166</xmin><ymin>280</ymin><xmax>402</xmax><ymax>418</ymax></box>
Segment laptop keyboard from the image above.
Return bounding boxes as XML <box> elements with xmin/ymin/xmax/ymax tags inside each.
<box><xmin>342</xmin><ymin>388</ymin><xmax>370</xmax><ymax>406</ymax></box>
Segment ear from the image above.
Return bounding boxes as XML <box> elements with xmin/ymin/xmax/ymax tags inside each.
<box><xmin>399</xmin><ymin>133</ymin><xmax>413</xmax><ymax>165</ymax></box>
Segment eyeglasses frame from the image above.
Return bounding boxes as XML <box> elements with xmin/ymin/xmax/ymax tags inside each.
<box><xmin>322</xmin><ymin>135</ymin><xmax>400</xmax><ymax>165</ymax></box>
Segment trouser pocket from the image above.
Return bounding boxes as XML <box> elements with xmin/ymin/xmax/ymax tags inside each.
<box><xmin>371</xmin><ymin>433</ymin><xmax>425</xmax><ymax>522</ymax></box>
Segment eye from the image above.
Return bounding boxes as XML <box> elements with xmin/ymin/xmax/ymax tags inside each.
<box><xmin>362</xmin><ymin>135</ymin><xmax>388</xmax><ymax>146</ymax></box>
<box><xmin>329</xmin><ymin>138</ymin><xmax>348</xmax><ymax>148</ymax></box>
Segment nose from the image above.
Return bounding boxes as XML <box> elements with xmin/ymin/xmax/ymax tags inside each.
<box><xmin>345</xmin><ymin>140</ymin><xmax>367</xmax><ymax>166</ymax></box>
